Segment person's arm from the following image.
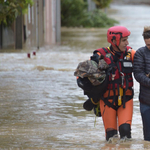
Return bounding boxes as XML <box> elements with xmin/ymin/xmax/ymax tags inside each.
<box><xmin>133</xmin><ymin>49</ymin><xmax>150</xmax><ymax>87</ymax></box>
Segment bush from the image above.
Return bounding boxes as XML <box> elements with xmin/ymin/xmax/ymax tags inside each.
<box><xmin>81</xmin><ymin>9</ymin><xmax>119</xmax><ymax>28</ymax></box>
<box><xmin>61</xmin><ymin>0</ymin><xmax>87</xmax><ymax>27</ymax></box>
<box><xmin>61</xmin><ymin>0</ymin><xmax>119</xmax><ymax>28</ymax></box>
<box><xmin>0</xmin><ymin>0</ymin><xmax>33</xmax><ymax>26</ymax></box>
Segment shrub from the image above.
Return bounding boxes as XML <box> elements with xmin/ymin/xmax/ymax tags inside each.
<box><xmin>61</xmin><ymin>0</ymin><xmax>119</xmax><ymax>28</ymax></box>
<box><xmin>0</xmin><ymin>0</ymin><xmax>33</xmax><ymax>26</ymax></box>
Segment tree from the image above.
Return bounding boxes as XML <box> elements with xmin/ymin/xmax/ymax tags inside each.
<box><xmin>61</xmin><ymin>0</ymin><xmax>87</xmax><ymax>27</ymax></box>
<box><xmin>92</xmin><ymin>0</ymin><xmax>112</xmax><ymax>9</ymax></box>
<box><xmin>61</xmin><ymin>0</ymin><xmax>118</xmax><ymax>27</ymax></box>
<box><xmin>0</xmin><ymin>0</ymin><xmax>33</xmax><ymax>26</ymax></box>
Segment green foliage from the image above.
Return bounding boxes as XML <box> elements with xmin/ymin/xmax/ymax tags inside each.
<box><xmin>61</xmin><ymin>0</ymin><xmax>118</xmax><ymax>28</ymax></box>
<box><xmin>61</xmin><ymin>0</ymin><xmax>87</xmax><ymax>27</ymax></box>
<box><xmin>0</xmin><ymin>0</ymin><xmax>33</xmax><ymax>26</ymax></box>
<box><xmin>80</xmin><ymin>9</ymin><xmax>119</xmax><ymax>28</ymax></box>
<box><xmin>92</xmin><ymin>0</ymin><xmax>112</xmax><ymax>9</ymax></box>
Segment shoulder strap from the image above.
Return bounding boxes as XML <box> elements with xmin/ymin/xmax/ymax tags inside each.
<box><xmin>102</xmin><ymin>47</ymin><xmax>109</xmax><ymax>53</ymax></box>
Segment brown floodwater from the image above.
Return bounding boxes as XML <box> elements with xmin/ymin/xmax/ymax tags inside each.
<box><xmin>0</xmin><ymin>3</ymin><xmax>150</xmax><ymax>150</ymax></box>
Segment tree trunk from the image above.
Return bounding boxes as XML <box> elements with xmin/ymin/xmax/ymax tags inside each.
<box><xmin>15</xmin><ymin>14</ymin><xmax>23</xmax><ymax>49</ymax></box>
<box><xmin>0</xmin><ymin>23</ymin><xmax>2</xmax><ymax>49</ymax></box>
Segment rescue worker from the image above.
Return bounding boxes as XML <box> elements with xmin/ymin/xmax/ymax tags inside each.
<box><xmin>76</xmin><ymin>26</ymin><xmax>136</xmax><ymax>141</ymax></box>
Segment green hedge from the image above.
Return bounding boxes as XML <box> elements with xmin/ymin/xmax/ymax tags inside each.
<box><xmin>0</xmin><ymin>0</ymin><xmax>33</xmax><ymax>26</ymax></box>
<box><xmin>61</xmin><ymin>0</ymin><xmax>119</xmax><ymax>28</ymax></box>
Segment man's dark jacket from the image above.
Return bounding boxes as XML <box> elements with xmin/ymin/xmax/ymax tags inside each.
<box><xmin>133</xmin><ymin>46</ymin><xmax>150</xmax><ymax>105</ymax></box>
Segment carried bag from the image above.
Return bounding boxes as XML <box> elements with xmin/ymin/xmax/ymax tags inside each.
<box><xmin>74</xmin><ymin>56</ymin><xmax>110</xmax><ymax>115</ymax></box>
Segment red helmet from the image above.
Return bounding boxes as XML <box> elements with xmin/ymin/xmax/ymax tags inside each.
<box><xmin>107</xmin><ymin>26</ymin><xmax>130</xmax><ymax>47</ymax></box>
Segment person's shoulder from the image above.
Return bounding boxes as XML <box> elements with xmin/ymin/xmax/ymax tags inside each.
<box><xmin>134</xmin><ymin>46</ymin><xmax>146</xmax><ymax>58</ymax></box>
<box><xmin>127</xmin><ymin>46</ymin><xmax>132</xmax><ymax>49</ymax></box>
<box><xmin>93</xmin><ymin>47</ymin><xmax>107</xmax><ymax>54</ymax></box>
<box><xmin>136</xmin><ymin>46</ymin><xmax>146</xmax><ymax>52</ymax></box>
<box><xmin>94</xmin><ymin>47</ymin><xmax>105</xmax><ymax>52</ymax></box>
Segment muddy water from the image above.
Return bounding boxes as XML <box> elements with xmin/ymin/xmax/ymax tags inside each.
<box><xmin>1</xmin><ymin>4</ymin><xmax>150</xmax><ymax>150</ymax></box>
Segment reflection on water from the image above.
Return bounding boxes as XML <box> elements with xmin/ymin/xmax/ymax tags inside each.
<box><xmin>0</xmin><ymin>4</ymin><xmax>150</xmax><ymax>150</ymax></box>
<box><xmin>61</xmin><ymin>27</ymin><xmax>108</xmax><ymax>52</ymax></box>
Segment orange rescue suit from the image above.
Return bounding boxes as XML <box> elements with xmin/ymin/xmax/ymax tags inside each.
<box><xmin>93</xmin><ymin>46</ymin><xmax>135</xmax><ymax>138</ymax></box>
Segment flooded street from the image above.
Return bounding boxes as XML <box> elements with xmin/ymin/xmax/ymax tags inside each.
<box><xmin>1</xmin><ymin>3</ymin><xmax>150</xmax><ymax>150</ymax></box>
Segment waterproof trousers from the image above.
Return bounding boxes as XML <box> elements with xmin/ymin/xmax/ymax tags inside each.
<box><xmin>100</xmin><ymin>99</ymin><xmax>133</xmax><ymax>141</ymax></box>
<box><xmin>140</xmin><ymin>102</ymin><xmax>150</xmax><ymax>141</ymax></box>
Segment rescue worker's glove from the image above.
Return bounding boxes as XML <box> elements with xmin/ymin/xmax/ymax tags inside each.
<box><xmin>90</xmin><ymin>53</ymin><xmax>100</xmax><ymax>64</ymax></box>
<box><xmin>83</xmin><ymin>98</ymin><xmax>94</xmax><ymax>111</ymax></box>
<box><xmin>83</xmin><ymin>98</ymin><xmax>99</xmax><ymax>111</ymax></box>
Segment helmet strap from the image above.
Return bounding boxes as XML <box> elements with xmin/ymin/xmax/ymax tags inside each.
<box><xmin>111</xmin><ymin>43</ymin><xmax>122</xmax><ymax>52</ymax></box>
<box><xmin>111</xmin><ymin>38</ymin><xmax>121</xmax><ymax>52</ymax></box>
<box><xmin>115</xmin><ymin>44</ymin><xmax>122</xmax><ymax>52</ymax></box>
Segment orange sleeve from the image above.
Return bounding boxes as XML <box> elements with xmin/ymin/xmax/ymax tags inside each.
<box><xmin>131</xmin><ymin>49</ymin><xmax>136</xmax><ymax>62</ymax></box>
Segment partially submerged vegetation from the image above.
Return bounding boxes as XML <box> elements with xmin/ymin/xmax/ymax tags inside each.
<box><xmin>0</xmin><ymin>0</ymin><xmax>118</xmax><ymax>28</ymax></box>
<box><xmin>61</xmin><ymin>0</ymin><xmax>119</xmax><ymax>28</ymax></box>
<box><xmin>0</xmin><ymin>0</ymin><xmax>33</xmax><ymax>26</ymax></box>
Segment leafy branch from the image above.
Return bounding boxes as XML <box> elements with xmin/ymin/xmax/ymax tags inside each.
<box><xmin>0</xmin><ymin>0</ymin><xmax>33</xmax><ymax>26</ymax></box>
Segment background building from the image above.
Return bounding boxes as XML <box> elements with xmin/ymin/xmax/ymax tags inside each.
<box><xmin>0</xmin><ymin>0</ymin><xmax>61</xmax><ymax>50</ymax></box>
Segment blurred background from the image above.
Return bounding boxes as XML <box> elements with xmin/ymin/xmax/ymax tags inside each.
<box><xmin>0</xmin><ymin>0</ymin><xmax>150</xmax><ymax>50</ymax></box>
<box><xmin>1</xmin><ymin>0</ymin><xmax>150</xmax><ymax>149</ymax></box>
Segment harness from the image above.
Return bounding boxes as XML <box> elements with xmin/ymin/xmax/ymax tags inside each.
<box><xmin>95</xmin><ymin>47</ymin><xmax>133</xmax><ymax>110</ymax></box>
